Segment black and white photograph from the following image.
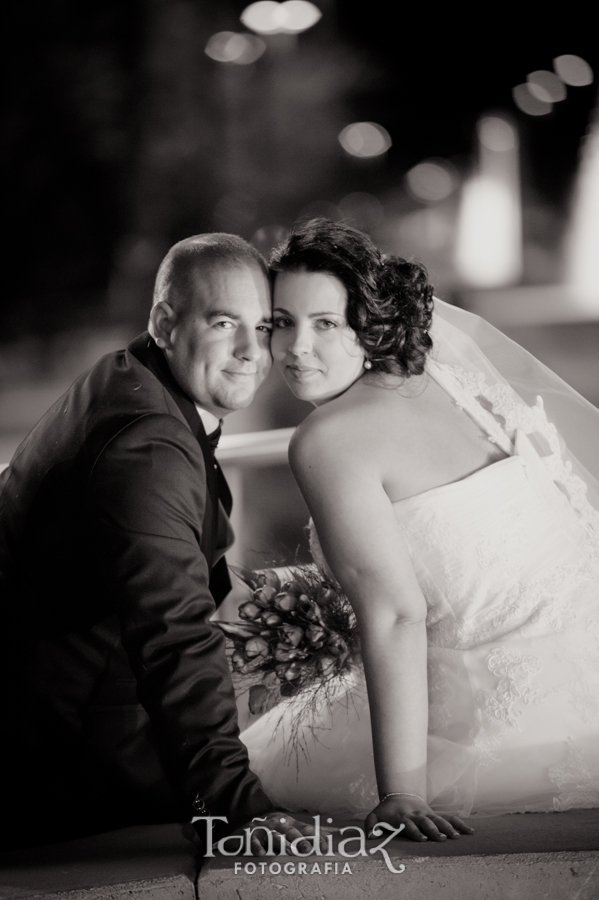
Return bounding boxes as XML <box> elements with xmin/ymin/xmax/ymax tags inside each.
<box><xmin>1</xmin><ymin>3</ymin><xmax>599</xmax><ymax>898</ymax></box>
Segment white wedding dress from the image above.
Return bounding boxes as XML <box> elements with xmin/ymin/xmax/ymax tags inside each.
<box><xmin>241</xmin><ymin>359</ymin><xmax>599</xmax><ymax>818</ymax></box>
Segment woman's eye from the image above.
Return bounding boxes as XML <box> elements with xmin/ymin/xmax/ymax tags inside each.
<box><xmin>274</xmin><ymin>317</ymin><xmax>293</xmax><ymax>328</ymax></box>
<box><xmin>316</xmin><ymin>319</ymin><xmax>337</xmax><ymax>330</ymax></box>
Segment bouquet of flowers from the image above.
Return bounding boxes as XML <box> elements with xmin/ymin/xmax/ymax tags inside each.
<box><xmin>217</xmin><ymin>564</ymin><xmax>360</xmax><ymax>716</ymax></box>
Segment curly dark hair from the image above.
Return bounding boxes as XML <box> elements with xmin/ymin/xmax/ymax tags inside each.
<box><xmin>269</xmin><ymin>218</ymin><xmax>434</xmax><ymax>377</ymax></box>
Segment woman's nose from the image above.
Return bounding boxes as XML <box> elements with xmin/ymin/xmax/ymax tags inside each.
<box><xmin>287</xmin><ymin>324</ymin><xmax>313</xmax><ymax>357</ymax></box>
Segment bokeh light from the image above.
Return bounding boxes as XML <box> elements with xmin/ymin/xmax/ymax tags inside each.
<box><xmin>241</xmin><ymin>1</ymin><xmax>283</xmax><ymax>34</ymax></box>
<box><xmin>241</xmin><ymin>1</ymin><xmax>321</xmax><ymax>35</ymax></box>
<box><xmin>279</xmin><ymin>0</ymin><xmax>321</xmax><ymax>31</ymax></box>
<box><xmin>455</xmin><ymin>177</ymin><xmax>522</xmax><ymax>287</ymax></box>
<box><xmin>205</xmin><ymin>32</ymin><xmax>266</xmax><ymax>64</ymax></box>
<box><xmin>566</xmin><ymin>117</ymin><xmax>599</xmax><ymax>311</ymax></box>
<box><xmin>553</xmin><ymin>54</ymin><xmax>594</xmax><ymax>87</ymax></box>
<box><xmin>456</xmin><ymin>112</ymin><xmax>521</xmax><ymax>289</ymax></box>
<box><xmin>251</xmin><ymin>225</ymin><xmax>288</xmax><ymax>256</ymax></box>
<box><xmin>406</xmin><ymin>160</ymin><xmax>456</xmax><ymax>203</ymax></box>
<box><xmin>512</xmin><ymin>84</ymin><xmax>552</xmax><ymax>116</ymax></box>
<box><xmin>477</xmin><ymin>117</ymin><xmax>516</xmax><ymax>152</ymax></box>
<box><xmin>527</xmin><ymin>70</ymin><xmax>566</xmax><ymax>103</ymax></box>
<box><xmin>338</xmin><ymin>122</ymin><xmax>392</xmax><ymax>158</ymax></box>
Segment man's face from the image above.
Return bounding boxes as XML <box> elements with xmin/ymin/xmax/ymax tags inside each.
<box><xmin>164</xmin><ymin>263</ymin><xmax>272</xmax><ymax>416</ymax></box>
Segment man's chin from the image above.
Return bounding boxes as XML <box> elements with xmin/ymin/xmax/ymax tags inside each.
<box><xmin>218</xmin><ymin>388</ymin><xmax>260</xmax><ymax>413</ymax></box>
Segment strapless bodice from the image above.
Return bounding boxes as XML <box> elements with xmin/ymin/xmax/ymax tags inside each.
<box><xmin>391</xmin><ymin>446</ymin><xmax>595</xmax><ymax>650</ymax></box>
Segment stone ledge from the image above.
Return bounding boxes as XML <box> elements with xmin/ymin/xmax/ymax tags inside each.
<box><xmin>2</xmin><ymin>811</ymin><xmax>599</xmax><ymax>900</ymax></box>
<box><xmin>201</xmin><ymin>810</ymin><xmax>599</xmax><ymax>899</ymax></box>
<box><xmin>0</xmin><ymin>824</ymin><xmax>198</xmax><ymax>900</ymax></box>
<box><xmin>202</xmin><ymin>851</ymin><xmax>599</xmax><ymax>900</ymax></box>
<box><xmin>7</xmin><ymin>875</ymin><xmax>195</xmax><ymax>900</ymax></box>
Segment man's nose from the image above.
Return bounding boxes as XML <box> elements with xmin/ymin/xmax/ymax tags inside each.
<box><xmin>234</xmin><ymin>327</ymin><xmax>264</xmax><ymax>362</ymax></box>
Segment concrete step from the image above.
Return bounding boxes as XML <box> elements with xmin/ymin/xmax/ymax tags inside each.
<box><xmin>1</xmin><ymin>810</ymin><xmax>598</xmax><ymax>900</ymax></box>
<box><xmin>0</xmin><ymin>823</ymin><xmax>198</xmax><ymax>900</ymax></box>
<box><xmin>201</xmin><ymin>809</ymin><xmax>599</xmax><ymax>899</ymax></box>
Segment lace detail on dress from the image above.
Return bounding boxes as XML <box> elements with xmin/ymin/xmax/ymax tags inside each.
<box><xmin>430</xmin><ymin>365</ymin><xmax>513</xmax><ymax>455</ymax></box>
<box><xmin>348</xmin><ymin>772</ymin><xmax>377</xmax><ymax>808</ymax></box>
<box><xmin>549</xmin><ymin>741</ymin><xmax>599</xmax><ymax>811</ymax></box>
<box><xmin>475</xmin><ymin>501</ymin><xmax>527</xmax><ymax>575</ymax></box>
<box><xmin>475</xmin><ymin>647</ymin><xmax>542</xmax><ymax>764</ymax></box>
<box><xmin>434</xmin><ymin>362</ymin><xmax>599</xmax><ymax>559</ymax></box>
<box><xmin>484</xmin><ymin>564</ymin><xmax>584</xmax><ymax>635</ymax></box>
<box><xmin>428</xmin><ymin>660</ymin><xmax>454</xmax><ymax>732</ymax></box>
<box><xmin>399</xmin><ymin>509</ymin><xmax>464</xmax><ymax>610</ymax></box>
<box><xmin>426</xmin><ymin>563</ymin><xmax>586</xmax><ymax>651</ymax></box>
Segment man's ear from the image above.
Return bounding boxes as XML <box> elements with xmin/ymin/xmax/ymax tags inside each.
<box><xmin>149</xmin><ymin>301</ymin><xmax>176</xmax><ymax>349</ymax></box>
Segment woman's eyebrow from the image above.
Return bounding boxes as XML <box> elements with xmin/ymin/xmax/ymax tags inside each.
<box><xmin>273</xmin><ymin>307</ymin><xmax>344</xmax><ymax>318</ymax></box>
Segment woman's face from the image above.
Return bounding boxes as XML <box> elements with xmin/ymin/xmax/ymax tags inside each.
<box><xmin>271</xmin><ymin>269</ymin><xmax>366</xmax><ymax>406</ymax></box>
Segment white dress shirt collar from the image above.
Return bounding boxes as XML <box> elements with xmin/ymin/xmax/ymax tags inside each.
<box><xmin>194</xmin><ymin>405</ymin><xmax>222</xmax><ymax>437</ymax></box>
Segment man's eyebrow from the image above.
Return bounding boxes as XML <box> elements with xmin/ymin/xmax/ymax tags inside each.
<box><xmin>207</xmin><ymin>310</ymin><xmax>241</xmax><ymax>320</ymax></box>
<box><xmin>207</xmin><ymin>310</ymin><xmax>273</xmax><ymax>322</ymax></box>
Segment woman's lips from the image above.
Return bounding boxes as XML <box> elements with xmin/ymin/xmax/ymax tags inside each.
<box><xmin>286</xmin><ymin>365</ymin><xmax>321</xmax><ymax>381</ymax></box>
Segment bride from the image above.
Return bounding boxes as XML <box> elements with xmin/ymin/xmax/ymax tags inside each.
<box><xmin>241</xmin><ymin>218</ymin><xmax>599</xmax><ymax>842</ymax></box>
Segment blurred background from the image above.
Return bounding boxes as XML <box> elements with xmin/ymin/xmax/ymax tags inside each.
<box><xmin>2</xmin><ymin>0</ymin><xmax>599</xmax><ymax>572</ymax></box>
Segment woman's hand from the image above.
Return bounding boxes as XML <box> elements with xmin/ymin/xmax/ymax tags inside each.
<box><xmin>365</xmin><ymin>796</ymin><xmax>474</xmax><ymax>842</ymax></box>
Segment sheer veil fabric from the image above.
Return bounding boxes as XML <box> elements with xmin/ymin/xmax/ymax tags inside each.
<box><xmin>431</xmin><ymin>299</ymin><xmax>599</xmax><ymax>543</ymax></box>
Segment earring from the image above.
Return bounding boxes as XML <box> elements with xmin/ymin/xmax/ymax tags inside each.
<box><xmin>364</xmin><ymin>359</ymin><xmax>372</xmax><ymax>370</ymax></box>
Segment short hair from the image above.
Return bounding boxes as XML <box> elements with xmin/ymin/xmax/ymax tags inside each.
<box><xmin>270</xmin><ymin>218</ymin><xmax>434</xmax><ymax>378</ymax></box>
<box><xmin>153</xmin><ymin>233</ymin><xmax>268</xmax><ymax>316</ymax></box>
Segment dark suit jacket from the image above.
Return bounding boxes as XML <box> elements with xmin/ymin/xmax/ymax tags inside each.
<box><xmin>0</xmin><ymin>333</ymin><xmax>270</xmax><ymax>848</ymax></box>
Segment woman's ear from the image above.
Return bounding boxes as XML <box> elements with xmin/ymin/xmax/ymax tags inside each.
<box><xmin>148</xmin><ymin>301</ymin><xmax>176</xmax><ymax>349</ymax></box>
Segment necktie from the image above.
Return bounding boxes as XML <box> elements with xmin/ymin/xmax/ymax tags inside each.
<box><xmin>207</xmin><ymin>423</ymin><xmax>222</xmax><ymax>456</ymax></box>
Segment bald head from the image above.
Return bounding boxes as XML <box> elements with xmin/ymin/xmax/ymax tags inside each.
<box><xmin>151</xmin><ymin>233</ymin><xmax>269</xmax><ymax>321</ymax></box>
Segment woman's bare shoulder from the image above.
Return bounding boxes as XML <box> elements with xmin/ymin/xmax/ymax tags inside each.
<box><xmin>290</xmin><ymin>382</ymin><xmax>396</xmax><ymax>470</ymax></box>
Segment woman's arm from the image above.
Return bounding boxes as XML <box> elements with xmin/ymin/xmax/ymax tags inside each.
<box><xmin>290</xmin><ymin>414</ymin><xmax>473</xmax><ymax>841</ymax></box>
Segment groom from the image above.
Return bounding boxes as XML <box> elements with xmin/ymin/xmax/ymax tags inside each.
<box><xmin>0</xmin><ymin>234</ymin><xmax>309</xmax><ymax>852</ymax></box>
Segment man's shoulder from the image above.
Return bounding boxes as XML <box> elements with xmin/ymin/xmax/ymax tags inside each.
<box><xmin>69</xmin><ymin>337</ymin><xmax>197</xmax><ymax>458</ymax></box>
<box><xmin>2</xmin><ymin>335</ymin><xmax>191</xmax><ymax>486</ymax></box>
<box><xmin>51</xmin><ymin>332</ymin><xmax>189</xmax><ymax>436</ymax></box>
<box><xmin>82</xmin><ymin>335</ymin><xmax>171</xmax><ymax>412</ymax></box>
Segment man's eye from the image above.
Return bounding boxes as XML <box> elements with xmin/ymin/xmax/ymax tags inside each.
<box><xmin>257</xmin><ymin>324</ymin><xmax>273</xmax><ymax>333</ymax></box>
<box><xmin>215</xmin><ymin>320</ymin><xmax>235</xmax><ymax>329</ymax></box>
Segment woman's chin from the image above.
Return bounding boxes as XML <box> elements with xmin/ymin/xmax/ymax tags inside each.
<box><xmin>285</xmin><ymin>383</ymin><xmax>322</xmax><ymax>404</ymax></box>
<box><xmin>281</xmin><ymin>378</ymin><xmax>354</xmax><ymax>407</ymax></box>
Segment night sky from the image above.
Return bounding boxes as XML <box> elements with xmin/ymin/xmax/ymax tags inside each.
<box><xmin>2</xmin><ymin>1</ymin><xmax>597</xmax><ymax>338</ymax></box>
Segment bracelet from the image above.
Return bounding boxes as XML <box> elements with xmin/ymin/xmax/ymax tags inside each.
<box><xmin>379</xmin><ymin>791</ymin><xmax>426</xmax><ymax>805</ymax></box>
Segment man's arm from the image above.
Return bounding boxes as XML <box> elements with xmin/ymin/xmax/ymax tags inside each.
<box><xmin>86</xmin><ymin>413</ymin><xmax>271</xmax><ymax>832</ymax></box>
